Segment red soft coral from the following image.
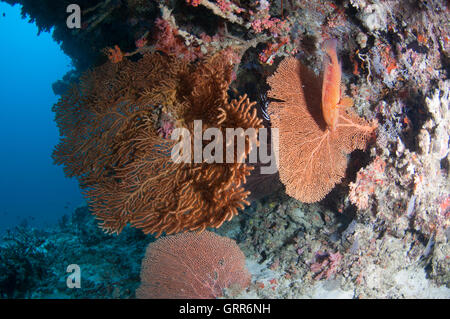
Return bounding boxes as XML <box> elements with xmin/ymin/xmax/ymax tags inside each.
<box><xmin>153</xmin><ymin>18</ymin><xmax>203</xmax><ymax>62</ymax></box>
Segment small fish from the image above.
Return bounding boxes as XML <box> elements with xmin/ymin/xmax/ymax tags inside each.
<box><xmin>259</xmin><ymin>92</ymin><xmax>270</xmax><ymax>121</ymax></box>
<box><xmin>321</xmin><ymin>39</ymin><xmax>353</xmax><ymax>131</ymax></box>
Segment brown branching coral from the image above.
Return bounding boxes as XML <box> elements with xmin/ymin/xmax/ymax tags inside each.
<box><xmin>53</xmin><ymin>51</ymin><xmax>262</xmax><ymax>236</ymax></box>
<box><xmin>267</xmin><ymin>57</ymin><xmax>376</xmax><ymax>202</ymax></box>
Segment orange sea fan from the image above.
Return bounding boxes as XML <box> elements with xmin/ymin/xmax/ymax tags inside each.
<box><xmin>53</xmin><ymin>51</ymin><xmax>262</xmax><ymax>236</ymax></box>
<box><xmin>136</xmin><ymin>231</ymin><xmax>251</xmax><ymax>299</ymax></box>
<box><xmin>267</xmin><ymin>57</ymin><xmax>376</xmax><ymax>202</ymax></box>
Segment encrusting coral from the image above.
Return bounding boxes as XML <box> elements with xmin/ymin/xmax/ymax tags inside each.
<box><xmin>267</xmin><ymin>55</ymin><xmax>376</xmax><ymax>203</ymax></box>
<box><xmin>53</xmin><ymin>51</ymin><xmax>262</xmax><ymax>236</ymax></box>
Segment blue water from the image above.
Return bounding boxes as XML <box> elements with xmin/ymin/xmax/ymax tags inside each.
<box><xmin>0</xmin><ymin>3</ymin><xmax>84</xmax><ymax>234</ymax></box>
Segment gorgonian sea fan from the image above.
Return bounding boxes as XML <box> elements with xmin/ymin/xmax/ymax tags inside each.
<box><xmin>53</xmin><ymin>51</ymin><xmax>262</xmax><ymax>236</ymax></box>
<box><xmin>136</xmin><ymin>231</ymin><xmax>251</xmax><ymax>299</ymax></box>
<box><xmin>267</xmin><ymin>57</ymin><xmax>376</xmax><ymax>202</ymax></box>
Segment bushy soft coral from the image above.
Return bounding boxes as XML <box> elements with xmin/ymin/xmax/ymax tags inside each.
<box><xmin>251</xmin><ymin>16</ymin><xmax>289</xmax><ymax>36</ymax></box>
<box><xmin>153</xmin><ymin>18</ymin><xmax>203</xmax><ymax>62</ymax></box>
<box><xmin>216</xmin><ymin>0</ymin><xmax>232</xmax><ymax>13</ymax></box>
<box><xmin>105</xmin><ymin>45</ymin><xmax>124</xmax><ymax>63</ymax></box>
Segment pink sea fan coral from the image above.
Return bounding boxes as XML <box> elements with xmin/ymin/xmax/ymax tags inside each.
<box><xmin>136</xmin><ymin>231</ymin><xmax>251</xmax><ymax>299</ymax></box>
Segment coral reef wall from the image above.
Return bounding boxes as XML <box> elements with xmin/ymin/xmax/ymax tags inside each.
<box><xmin>2</xmin><ymin>0</ymin><xmax>449</xmax><ymax>298</ymax></box>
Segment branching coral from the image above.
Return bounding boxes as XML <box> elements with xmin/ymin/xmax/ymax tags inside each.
<box><xmin>53</xmin><ymin>51</ymin><xmax>262</xmax><ymax>236</ymax></box>
<box><xmin>0</xmin><ymin>226</ymin><xmax>50</xmax><ymax>298</ymax></box>
<box><xmin>267</xmin><ymin>57</ymin><xmax>376</xmax><ymax>202</ymax></box>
